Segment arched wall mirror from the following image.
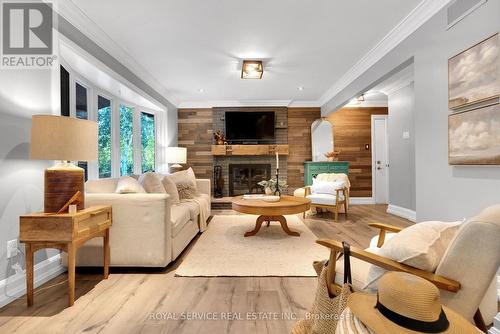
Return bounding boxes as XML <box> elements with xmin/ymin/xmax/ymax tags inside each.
<box><xmin>311</xmin><ymin>118</ymin><xmax>334</xmax><ymax>162</ymax></box>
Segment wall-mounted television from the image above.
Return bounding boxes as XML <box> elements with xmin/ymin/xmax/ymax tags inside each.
<box><xmin>225</xmin><ymin>111</ymin><xmax>275</xmax><ymax>144</ymax></box>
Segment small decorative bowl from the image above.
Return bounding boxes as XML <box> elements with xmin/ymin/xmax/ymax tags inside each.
<box><xmin>262</xmin><ymin>195</ymin><xmax>280</xmax><ymax>202</ymax></box>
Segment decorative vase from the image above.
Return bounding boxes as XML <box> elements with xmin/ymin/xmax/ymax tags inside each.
<box><xmin>265</xmin><ymin>187</ymin><xmax>274</xmax><ymax>195</ymax></box>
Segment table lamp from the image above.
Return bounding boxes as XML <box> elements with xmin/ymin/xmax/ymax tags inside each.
<box><xmin>165</xmin><ymin>147</ymin><xmax>187</xmax><ymax>170</ymax></box>
<box><xmin>30</xmin><ymin>115</ymin><xmax>97</xmax><ymax>213</ymax></box>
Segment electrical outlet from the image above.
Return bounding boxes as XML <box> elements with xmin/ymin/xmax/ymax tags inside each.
<box><xmin>7</xmin><ymin>239</ymin><xmax>18</xmax><ymax>258</ymax></box>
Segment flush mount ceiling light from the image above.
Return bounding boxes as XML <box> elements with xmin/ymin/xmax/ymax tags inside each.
<box><xmin>241</xmin><ymin>60</ymin><xmax>263</xmax><ymax>79</ymax></box>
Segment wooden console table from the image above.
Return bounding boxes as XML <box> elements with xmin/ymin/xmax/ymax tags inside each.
<box><xmin>20</xmin><ymin>205</ymin><xmax>112</xmax><ymax>307</ymax></box>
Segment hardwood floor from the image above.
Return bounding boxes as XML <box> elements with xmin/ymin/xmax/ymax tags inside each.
<box><xmin>0</xmin><ymin>205</ymin><xmax>411</xmax><ymax>334</ymax></box>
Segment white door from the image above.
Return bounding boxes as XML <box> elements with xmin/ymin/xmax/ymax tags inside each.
<box><xmin>372</xmin><ymin>116</ymin><xmax>389</xmax><ymax>204</ymax></box>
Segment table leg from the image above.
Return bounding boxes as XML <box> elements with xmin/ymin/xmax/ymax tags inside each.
<box><xmin>25</xmin><ymin>243</ymin><xmax>33</xmax><ymax>307</ymax></box>
<box><xmin>245</xmin><ymin>215</ymin><xmax>300</xmax><ymax>237</ymax></box>
<box><xmin>244</xmin><ymin>216</ymin><xmax>265</xmax><ymax>237</ymax></box>
<box><xmin>276</xmin><ymin>216</ymin><xmax>300</xmax><ymax>237</ymax></box>
<box><xmin>67</xmin><ymin>242</ymin><xmax>75</xmax><ymax>306</ymax></box>
<box><xmin>103</xmin><ymin>228</ymin><xmax>110</xmax><ymax>279</ymax></box>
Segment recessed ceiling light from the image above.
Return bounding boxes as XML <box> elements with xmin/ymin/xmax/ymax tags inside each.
<box><xmin>297</xmin><ymin>86</ymin><xmax>304</xmax><ymax>91</ymax></box>
<box><xmin>241</xmin><ymin>60</ymin><xmax>263</xmax><ymax>79</ymax></box>
<box><xmin>198</xmin><ymin>88</ymin><xmax>204</xmax><ymax>93</ymax></box>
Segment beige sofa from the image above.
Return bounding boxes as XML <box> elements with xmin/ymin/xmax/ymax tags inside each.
<box><xmin>74</xmin><ymin>177</ymin><xmax>211</xmax><ymax>267</ymax></box>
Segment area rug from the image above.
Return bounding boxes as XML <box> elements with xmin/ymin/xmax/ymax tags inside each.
<box><xmin>175</xmin><ymin>215</ymin><xmax>329</xmax><ymax>277</ymax></box>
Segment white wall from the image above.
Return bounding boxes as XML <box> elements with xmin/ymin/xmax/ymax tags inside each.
<box><xmin>388</xmin><ymin>83</ymin><xmax>415</xmax><ymax>211</ymax></box>
<box><xmin>0</xmin><ymin>69</ymin><xmax>58</xmax><ymax>285</ymax></box>
<box><xmin>322</xmin><ymin>0</ymin><xmax>500</xmax><ymax>221</ymax></box>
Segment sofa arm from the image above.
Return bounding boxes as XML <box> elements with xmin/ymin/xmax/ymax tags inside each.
<box><xmin>82</xmin><ymin>193</ymin><xmax>173</xmax><ymax>266</ymax></box>
<box><xmin>196</xmin><ymin>179</ymin><xmax>211</xmax><ymax>197</ymax></box>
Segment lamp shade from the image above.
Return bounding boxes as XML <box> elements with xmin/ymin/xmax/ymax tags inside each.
<box><xmin>30</xmin><ymin>115</ymin><xmax>98</xmax><ymax>161</ymax></box>
<box><xmin>165</xmin><ymin>147</ymin><xmax>187</xmax><ymax>164</ymax></box>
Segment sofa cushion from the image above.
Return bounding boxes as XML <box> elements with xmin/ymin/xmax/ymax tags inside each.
<box><xmin>171</xmin><ymin>204</ymin><xmax>191</xmax><ymax>237</ymax></box>
<box><xmin>161</xmin><ymin>175</ymin><xmax>180</xmax><ymax>204</ymax></box>
<box><xmin>306</xmin><ymin>193</ymin><xmax>345</xmax><ymax>205</ymax></box>
<box><xmin>139</xmin><ymin>172</ymin><xmax>166</xmax><ymax>194</ymax></box>
<box><xmin>311</xmin><ymin>179</ymin><xmax>345</xmax><ymax>195</ymax></box>
<box><xmin>316</xmin><ymin>173</ymin><xmax>351</xmax><ymax>188</ymax></box>
<box><xmin>86</xmin><ymin>178</ymin><xmax>119</xmax><ymax>193</ymax></box>
<box><xmin>364</xmin><ymin>220</ymin><xmax>462</xmax><ymax>290</ymax></box>
<box><xmin>180</xmin><ymin>200</ymin><xmax>200</xmax><ymax>221</ymax></box>
<box><xmin>115</xmin><ymin>176</ymin><xmax>146</xmax><ymax>194</ymax></box>
<box><xmin>170</xmin><ymin>168</ymin><xmax>198</xmax><ymax>199</ymax></box>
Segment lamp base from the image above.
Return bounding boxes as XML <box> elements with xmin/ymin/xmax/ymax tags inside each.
<box><xmin>44</xmin><ymin>163</ymin><xmax>85</xmax><ymax>213</ymax></box>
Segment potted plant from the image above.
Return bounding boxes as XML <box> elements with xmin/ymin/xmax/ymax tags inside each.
<box><xmin>258</xmin><ymin>179</ymin><xmax>288</xmax><ymax>195</ymax></box>
<box><xmin>324</xmin><ymin>150</ymin><xmax>341</xmax><ymax>161</ymax></box>
<box><xmin>213</xmin><ymin>130</ymin><xmax>227</xmax><ymax>145</ymax></box>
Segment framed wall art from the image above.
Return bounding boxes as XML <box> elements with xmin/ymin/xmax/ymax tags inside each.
<box><xmin>449</xmin><ymin>104</ymin><xmax>500</xmax><ymax>165</ymax></box>
<box><xmin>448</xmin><ymin>33</ymin><xmax>499</xmax><ymax>109</ymax></box>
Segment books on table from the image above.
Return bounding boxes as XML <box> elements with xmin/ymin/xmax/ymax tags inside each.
<box><xmin>242</xmin><ymin>194</ymin><xmax>265</xmax><ymax>200</ymax></box>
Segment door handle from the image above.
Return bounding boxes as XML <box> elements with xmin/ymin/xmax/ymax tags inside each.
<box><xmin>377</xmin><ymin>167</ymin><xmax>382</xmax><ymax>170</ymax></box>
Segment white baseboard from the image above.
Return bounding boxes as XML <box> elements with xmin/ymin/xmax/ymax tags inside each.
<box><xmin>350</xmin><ymin>197</ymin><xmax>375</xmax><ymax>205</ymax></box>
<box><xmin>387</xmin><ymin>204</ymin><xmax>416</xmax><ymax>222</ymax></box>
<box><xmin>0</xmin><ymin>254</ymin><xmax>66</xmax><ymax>308</ymax></box>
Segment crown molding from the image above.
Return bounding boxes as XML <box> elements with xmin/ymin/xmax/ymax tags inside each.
<box><xmin>344</xmin><ymin>100</ymin><xmax>389</xmax><ymax>108</ymax></box>
<box><xmin>288</xmin><ymin>100</ymin><xmax>321</xmax><ymax>108</ymax></box>
<box><xmin>177</xmin><ymin>99</ymin><xmax>322</xmax><ymax>109</ymax></box>
<box><xmin>319</xmin><ymin>0</ymin><xmax>453</xmax><ymax>106</ymax></box>
<box><xmin>55</xmin><ymin>0</ymin><xmax>179</xmax><ymax>107</ymax></box>
<box><xmin>383</xmin><ymin>78</ymin><xmax>414</xmax><ymax>96</ymax></box>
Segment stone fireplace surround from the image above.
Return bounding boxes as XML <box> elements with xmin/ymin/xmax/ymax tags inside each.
<box><xmin>213</xmin><ymin>107</ymin><xmax>289</xmax><ymax>197</ymax></box>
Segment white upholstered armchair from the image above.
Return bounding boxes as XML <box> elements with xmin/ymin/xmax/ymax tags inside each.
<box><xmin>317</xmin><ymin>204</ymin><xmax>500</xmax><ymax>331</ymax></box>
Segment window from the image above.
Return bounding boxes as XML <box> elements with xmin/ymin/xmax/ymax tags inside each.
<box><xmin>120</xmin><ymin>105</ymin><xmax>134</xmax><ymax>176</ymax></box>
<box><xmin>60</xmin><ymin>65</ymin><xmax>70</xmax><ymax>116</ymax></box>
<box><xmin>75</xmin><ymin>83</ymin><xmax>88</xmax><ymax>120</ymax></box>
<box><xmin>141</xmin><ymin>112</ymin><xmax>155</xmax><ymax>173</ymax></box>
<box><xmin>98</xmin><ymin>96</ymin><xmax>112</xmax><ymax>178</ymax></box>
<box><xmin>76</xmin><ymin>82</ymin><xmax>88</xmax><ymax>180</ymax></box>
<box><xmin>60</xmin><ymin>63</ymin><xmax>162</xmax><ymax>180</ymax></box>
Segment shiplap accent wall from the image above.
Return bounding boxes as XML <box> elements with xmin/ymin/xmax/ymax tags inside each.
<box><xmin>177</xmin><ymin>106</ymin><xmax>382</xmax><ymax>197</ymax></box>
<box><xmin>177</xmin><ymin>108</ymin><xmax>213</xmax><ymax>180</ymax></box>
<box><xmin>326</xmin><ymin>107</ymin><xmax>388</xmax><ymax>197</ymax></box>
<box><xmin>287</xmin><ymin>107</ymin><xmax>321</xmax><ymax>193</ymax></box>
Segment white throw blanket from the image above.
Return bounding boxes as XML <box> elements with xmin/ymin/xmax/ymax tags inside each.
<box><xmin>183</xmin><ymin>196</ymin><xmax>210</xmax><ymax>232</ymax></box>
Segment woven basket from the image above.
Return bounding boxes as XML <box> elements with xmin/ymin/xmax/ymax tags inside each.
<box><xmin>293</xmin><ymin>242</ymin><xmax>353</xmax><ymax>334</ymax></box>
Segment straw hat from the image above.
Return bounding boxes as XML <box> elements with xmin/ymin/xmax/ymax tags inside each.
<box><xmin>345</xmin><ymin>272</ymin><xmax>479</xmax><ymax>334</ymax></box>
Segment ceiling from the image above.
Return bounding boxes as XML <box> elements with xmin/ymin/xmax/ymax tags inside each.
<box><xmin>66</xmin><ymin>0</ymin><xmax>423</xmax><ymax>107</ymax></box>
<box><xmin>344</xmin><ymin>64</ymin><xmax>414</xmax><ymax>107</ymax></box>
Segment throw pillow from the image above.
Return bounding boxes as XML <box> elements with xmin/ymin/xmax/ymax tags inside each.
<box><xmin>311</xmin><ymin>179</ymin><xmax>345</xmax><ymax>195</ymax></box>
<box><xmin>363</xmin><ymin>220</ymin><xmax>462</xmax><ymax>290</ymax></box>
<box><xmin>176</xmin><ymin>181</ymin><xmax>198</xmax><ymax>199</ymax></box>
<box><xmin>161</xmin><ymin>175</ymin><xmax>180</xmax><ymax>204</ymax></box>
<box><xmin>115</xmin><ymin>176</ymin><xmax>146</xmax><ymax>194</ymax></box>
<box><xmin>169</xmin><ymin>167</ymin><xmax>198</xmax><ymax>199</ymax></box>
<box><xmin>139</xmin><ymin>172</ymin><xmax>166</xmax><ymax>194</ymax></box>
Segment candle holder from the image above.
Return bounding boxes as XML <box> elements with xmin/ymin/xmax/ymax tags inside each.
<box><xmin>274</xmin><ymin>168</ymin><xmax>281</xmax><ymax>197</ymax></box>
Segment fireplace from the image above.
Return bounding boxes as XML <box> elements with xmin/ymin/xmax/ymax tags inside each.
<box><xmin>229</xmin><ymin>164</ymin><xmax>271</xmax><ymax>196</ymax></box>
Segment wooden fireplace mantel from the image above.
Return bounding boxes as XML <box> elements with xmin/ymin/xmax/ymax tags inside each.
<box><xmin>211</xmin><ymin>144</ymin><xmax>289</xmax><ymax>156</ymax></box>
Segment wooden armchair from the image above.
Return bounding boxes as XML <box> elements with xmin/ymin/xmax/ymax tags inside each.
<box><xmin>303</xmin><ymin>185</ymin><xmax>349</xmax><ymax>222</ymax></box>
<box><xmin>316</xmin><ymin>204</ymin><xmax>500</xmax><ymax>331</ymax></box>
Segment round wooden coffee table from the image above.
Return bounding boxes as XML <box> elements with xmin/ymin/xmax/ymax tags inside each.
<box><xmin>232</xmin><ymin>195</ymin><xmax>311</xmax><ymax>237</ymax></box>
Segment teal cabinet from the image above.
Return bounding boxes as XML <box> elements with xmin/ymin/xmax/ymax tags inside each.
<box><xmin>304</xmin><ymin>161</ymin><xmax>350</xmax><ymax>186</ymax></box>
